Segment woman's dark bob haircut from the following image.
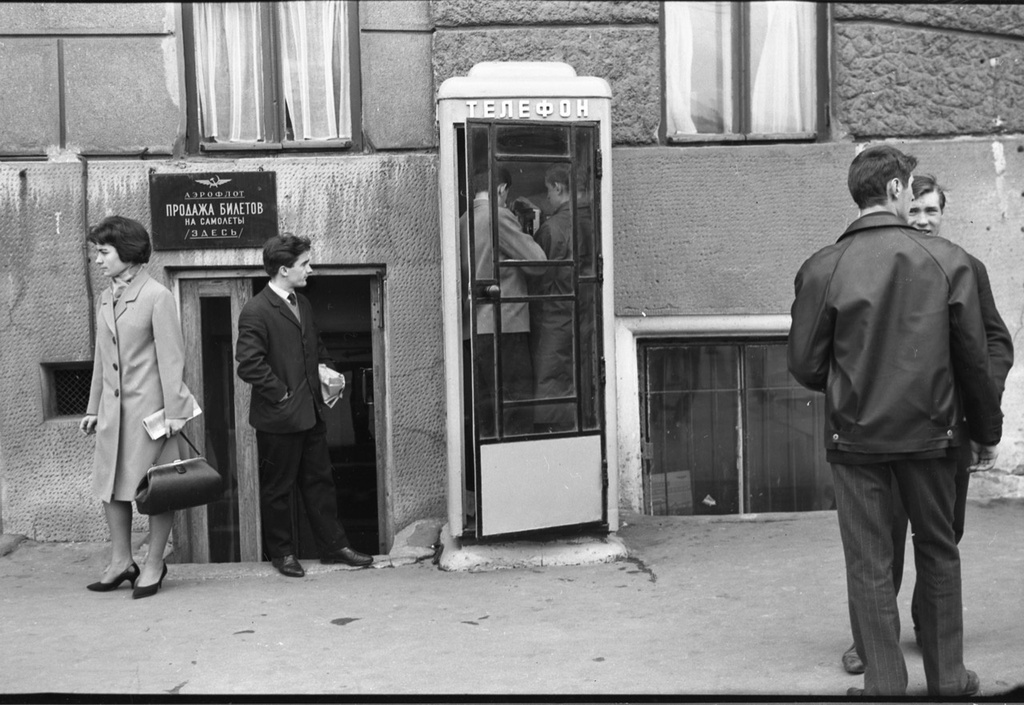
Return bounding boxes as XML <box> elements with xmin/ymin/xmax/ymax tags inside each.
<box><xmin>87</xmin><ymin>215</ymin><xmax>152</xmax><ymax>265</ymax></box>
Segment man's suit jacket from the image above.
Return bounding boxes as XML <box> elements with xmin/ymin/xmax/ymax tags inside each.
<box><xmin>235</xmin><ymin>286</ymin><xmax>333</xmax><ymax>433</ymax></box>
<box><xmin>969</xmin><ymin>253</ymin><xmax>1014</xmax><ymax>397</ymax></box>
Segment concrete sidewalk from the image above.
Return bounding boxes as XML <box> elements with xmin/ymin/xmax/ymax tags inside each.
<box><xmin>1</xmin><ymin>499</ymin><xmax>1021</xmax><ymax>698</ymax></box>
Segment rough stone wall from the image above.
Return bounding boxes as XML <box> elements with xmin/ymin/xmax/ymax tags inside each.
<box><xmin>430</xmin><ymin>1</ymin><xmax>660</xmax><ymax>145</ymax></box>
<box><xmin>0</xmin><ymin>161</ymin><xmax>101</xmax><ymax>540</ymax></box>
<box><xmin>832</xmin><ymin>4</ymin><xmax>1024</xmax><ymax>138</ymax></box>
<box><xmin>431</xmin><ymin>1</ymin><xmax>658</xmax><ymax>26</ymax></box>
<box><xmin>613</xmin><ymin>142</ymin><xmax>858</xmax><ymax>316</ymax></box>
<box><xmin>0</xmin><ymin>155</ymin><xmax>447</xmax><ymax>541</ymax></box>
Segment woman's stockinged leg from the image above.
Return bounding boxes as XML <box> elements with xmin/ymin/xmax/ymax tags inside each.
<box><xmin>102</xmin><ymin>500</ymin><xmax>134</xmax><ymax>581</ymax></box>
<box><xmin>139</xmin><ymin>511</ymin><xmax>174</xmax><ymax>587</ymax></box>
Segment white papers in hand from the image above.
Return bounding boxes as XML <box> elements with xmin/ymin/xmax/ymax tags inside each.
<box><xmin>142</xmin><ymin>397</ymin><xmax>202</xmax><ymax>440</ymax></box>
<box><xmin>319</xmin><ymin>364</ymin><xmax>346</xmax><ymax>408</ymax></box>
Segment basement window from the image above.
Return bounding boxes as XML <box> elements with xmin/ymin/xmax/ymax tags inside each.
<box><xmin>42</xmin><ymin>362</ymin><xmax>93</xmax><ymax>418</ymax></box>
<box><xmin>639</xmin><ymin>339</ymin><xmax>832</xmax><ymax>515</ymax></box>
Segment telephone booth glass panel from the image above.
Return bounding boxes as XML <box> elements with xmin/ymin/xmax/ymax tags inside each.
<box><xmin>460</xmin><ymin>118</ymin><xmax>605</xmax><ymax>537</ymax></box>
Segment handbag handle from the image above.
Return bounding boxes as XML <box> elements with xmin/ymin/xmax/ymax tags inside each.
<box><xmin>177</xmin><ymin>430</ymin><xmax>201</xmax><ymax>457</ymax></box>
<box><xmin>153</xmin><ymin>430</ymin><xmax>202</xmax><ymax>465</ymax></box>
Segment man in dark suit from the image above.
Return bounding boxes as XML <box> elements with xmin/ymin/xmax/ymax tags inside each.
<box><xmin>788</xmin><ymin>146</ymin><xmax>1002</xmax><ymax>697</ymax></box>
<box><xmin>236</xmin><ymin>234</ymin><xmax>373</xmax><ymax>577</ymax></box>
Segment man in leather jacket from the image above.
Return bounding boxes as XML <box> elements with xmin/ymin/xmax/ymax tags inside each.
<box><xmin>838</xmin><ymin>174</ymin><xmax>1014</xmax><ymax>676</ymax></box>
<box><xmin>788</xmin><ymin>145</ymin><xmax>1002</xmax><ymax>697</ymax></box>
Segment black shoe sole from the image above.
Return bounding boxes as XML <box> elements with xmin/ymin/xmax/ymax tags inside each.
<box><xmin>275</xmin><ymin>570</ymin><xmax>305</xmax><ymax>578</ymax></box>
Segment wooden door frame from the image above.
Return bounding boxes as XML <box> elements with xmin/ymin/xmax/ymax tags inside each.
<box><xmin>176</xmin><ymin>277</ymin><xmax>259</xmax><ymax>562</ymax></box>
<box><xmin>368</xmin><ymin>275</ymin><xmax>392</xmax><ymax>552</ymax></box>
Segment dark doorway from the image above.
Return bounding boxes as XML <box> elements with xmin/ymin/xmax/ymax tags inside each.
<box><xmin>248</xmin><ymin>275</ymin><xmax>381</xmax><ymax>558</ymax></box>
<box><xmin>179</xmin><ymin>272</ymin><xmax>384</xmax><ymax>563</ymax></box>
<box><xmin>199</xmin><ymin>295</ymin><xmax>242</xmax><ymax>562</ymax></box>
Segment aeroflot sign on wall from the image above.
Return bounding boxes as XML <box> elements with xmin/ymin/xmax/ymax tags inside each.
<box><xmin>149</xmin><ymin>171</ymin><xmax>278</xmax><ymax>250</ymax></box>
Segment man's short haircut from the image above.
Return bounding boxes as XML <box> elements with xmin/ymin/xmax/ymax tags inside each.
<box><xmin>87</xmin><ymin>215</ymin><xmax>152</xmax><ymax>265</ymax></box>
<box><xmin>848</xmin><ymin>145</ymin><xmax>918</xmax><ymax>209</ymax></box>
<box><xmin>263</xmin><ymin>233</ymin><xmax>312</xmax><ymax>277</ymax></box>
<box><xmin>472</xmin><ymin>166</ymin><xmax>512</xmax><ymax>197</ymax></box>
<box><xmin>911</xmin><ymin>173</ymin><xmax>946</xmax><ymax>211</ymax></box>
<box><xmin>545</xmin><ymin>163</ymin><xmax>571</xmax><ymax>190</ymax></box>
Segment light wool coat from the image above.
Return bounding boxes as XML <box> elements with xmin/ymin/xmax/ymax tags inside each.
<box><xmin>87</xmin><ymin>270</ymin><xmax>192</xmax><ymax>502</ymax></box>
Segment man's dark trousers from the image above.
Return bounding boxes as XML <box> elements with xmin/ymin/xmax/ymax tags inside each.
<box><xmin>257</xmin><ymin>417</ymin><xmax>349</xmax><ymax>559</ymax></box>
<box><xmin>832</xmin><ymin>456</ymin><xmax>968</xmax><ymax>696</ymax></box>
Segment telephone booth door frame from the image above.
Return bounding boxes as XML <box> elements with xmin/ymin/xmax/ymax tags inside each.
<box><xmin>437</xmin><ymin>61</ymin><xmax>619</xmax><ymax>540</ymax></box>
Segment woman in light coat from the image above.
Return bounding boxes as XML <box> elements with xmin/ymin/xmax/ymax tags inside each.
<box><xmin>80</xmin><ymin>216</ymin><xmax>193</xmax><ymax>599</ymax></box>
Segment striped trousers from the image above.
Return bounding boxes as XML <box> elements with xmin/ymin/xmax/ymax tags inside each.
<box><xmin>831</xmin><ymin>457</ymin><xmax>970</xmax><ymax>696</ymax></box>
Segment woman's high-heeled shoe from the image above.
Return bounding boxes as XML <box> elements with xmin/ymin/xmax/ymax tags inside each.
<box><xmin>132</xmin><ymin>562</ymin><xmax>167</xmax><ymax>600</ymax></box>
<box><xmin>86</xmin><ymin>562</ymin><xmax>140</xmax><ymax>592</ymax></box>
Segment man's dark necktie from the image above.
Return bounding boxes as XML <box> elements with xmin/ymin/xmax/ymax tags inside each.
<box><xmin>286</xmin><ymin>292</ymin><xmax>301</xmax><ymax>323</ymax></box>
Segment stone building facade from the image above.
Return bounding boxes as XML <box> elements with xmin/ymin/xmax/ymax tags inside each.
<box><xmin>1</xmin><ymin>2</ymin><xmax>1021</xmax><ymax>550</ymax></box>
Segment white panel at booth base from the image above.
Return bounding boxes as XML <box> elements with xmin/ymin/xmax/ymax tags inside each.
<box><xmin>479</xmin><ymin>435</ymin><xmax>604</xmax><ymax>537</ymax></box>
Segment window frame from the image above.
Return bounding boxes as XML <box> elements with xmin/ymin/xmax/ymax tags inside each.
<box><xmin>659</xmin><ymin>1</ymin><xmax>830</xmax><ymax>145</ymax></box>
<box><xmin>181</xmin><ymin>1</ymin><xmax>362</xmax><ymax>154</ymax></box>
<box><xmin>638</xmin><ymin>335</ymin><xmax>830</xmax><ymax>515</ymax></box>
<box><xmin>40</xmin><ymin>361</ymin><xmax>95</xmax><ymax>420</ymax></box>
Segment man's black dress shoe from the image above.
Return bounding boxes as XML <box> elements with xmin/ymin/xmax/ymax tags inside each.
<box><xmin>271</xmin><ymin>554</ymin><xmax>305</xmax><ymax>578</ymax></box>
<box><xmin>321</xmin><ymin>546</ymin><xmax>373</xmax><ymax>567</ymax></box>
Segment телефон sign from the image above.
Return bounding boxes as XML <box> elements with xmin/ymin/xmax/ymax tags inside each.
<box><xmin>149</xmin><ymin>171</ymin><xmax>278</xmax><ymax>250</ymax></box>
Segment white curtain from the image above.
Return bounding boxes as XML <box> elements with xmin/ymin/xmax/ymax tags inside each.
<box><xmin>195</xmin><ymin>2</ymin><xmax>265</xmax><ymax>142</ymax></box>
<box><xmin>193</xmin><ymin>1</ymin><xmax>351</xmax><ymax>143</ymax></box>
<box><xmin>665</xmin><ymin>2</ymin><xmax>732</xmax><ymax>135</ymax></box>
<box><xmin>750</xmin><ymin>2</ymin><xmax>816</xmax><ymax>133</ymax></box>
<box><xmin>278</xmin><ymin>1</ymin><xmax>351</xmax><ymax>141</ymax></box>
<box><xmin>664</xmin><ymin>2</ymin><xmax>697</xmax><ymax>134</ymax></box>
<box><xmin>665</xmin><ymin>1</ymin><xmax>814</xmax><ymax>136</ymax></box>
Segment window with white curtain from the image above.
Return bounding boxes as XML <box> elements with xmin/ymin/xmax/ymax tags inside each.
<box><xmin>664</xmin><ymin>1</ymin><xmax>819</xmax><ymax>140</ymax></box>
<box><xmin>192</xmin><ymin>1</ymin><xmax>353</xmax><ymax>148</ymax></box>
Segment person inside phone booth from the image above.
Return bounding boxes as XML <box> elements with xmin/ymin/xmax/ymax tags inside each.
<box><xmin>530</xmin><ymin>163</ymin><xmax>576</xmax><ymax>433</ymax></box>
<box><xmin>460</xmin><ymin>166</ymin><xmax>547</xmax><ymax>441</ymax></box>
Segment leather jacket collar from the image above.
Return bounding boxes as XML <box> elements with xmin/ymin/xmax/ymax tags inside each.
<box><xmin>838</xmin><ymin>211</ymin><xmax>911</xmax><ymax>242</ymax></box>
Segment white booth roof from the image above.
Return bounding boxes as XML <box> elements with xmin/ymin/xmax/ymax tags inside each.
<box><xmin>437</xmin><ymin>61</ymin><xmax>612</xmax><ymax>100</ymax></box>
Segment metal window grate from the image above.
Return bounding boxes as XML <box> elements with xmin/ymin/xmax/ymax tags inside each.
<box><xmin>639</xmin><ymin>339</ymin><xmax>831</xmax><ymax>517</ymax></box>
<box><xmin>51</xmin><ymin>365</ymin><xmax>93</xmax><ymax>416</ymax></box>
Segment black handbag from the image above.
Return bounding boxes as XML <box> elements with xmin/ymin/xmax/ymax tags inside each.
<box><xmin>135</xmin><ymin>432</ymin><xmax>223</xmax><ymax>515</ymax></box>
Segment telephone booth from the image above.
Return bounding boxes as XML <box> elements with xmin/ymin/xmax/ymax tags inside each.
<box><xmin>437</xmin><ymin>62</ymin><xmax>617</xmax><ymax>540</ymax></box>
